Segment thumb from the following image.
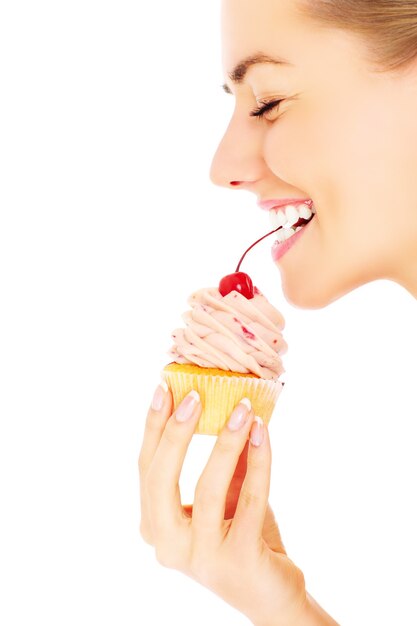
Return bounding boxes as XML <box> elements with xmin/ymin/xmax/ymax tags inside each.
<box><xmin>262</xmin><ymin>504</ymin><xmax>286</xmax><ymax>554</ymax></box>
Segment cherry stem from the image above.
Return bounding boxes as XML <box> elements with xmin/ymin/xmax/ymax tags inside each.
<box><xmin>235</xmin><ymin>226</ymin><xmax>282</xmax><ymax>272</ymax></box>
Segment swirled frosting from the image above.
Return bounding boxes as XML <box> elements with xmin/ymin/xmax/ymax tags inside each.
<box><xmin>168</xmin><ymin>286</ymin><xmax>287</xmax><ymax>379</ymax></box>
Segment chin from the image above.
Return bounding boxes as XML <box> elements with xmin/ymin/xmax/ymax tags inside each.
<box><xmin>280</xmin><ymin>272</ymin><xmax>364</xmax><ymax>310</ymax></box>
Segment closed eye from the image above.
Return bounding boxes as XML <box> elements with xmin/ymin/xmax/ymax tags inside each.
<box><xmin>249</xmin><ymin>99</ymin><xmax>283</xmax><ymax>119</ymax></box>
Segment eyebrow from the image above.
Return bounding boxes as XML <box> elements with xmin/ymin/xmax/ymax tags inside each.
<box><xmin>221</xmin><ymin>53</ymin><xmax>290</xmax><ymax>94</ymax></box>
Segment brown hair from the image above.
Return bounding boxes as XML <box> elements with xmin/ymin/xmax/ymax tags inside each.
<box><xmin>298</xmin><ymin>0</ymin><xmax>417</xmax><ymax>72</ymax></box>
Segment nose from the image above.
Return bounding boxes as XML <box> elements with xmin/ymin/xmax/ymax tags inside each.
<box><xmin>209</xmin><ymin>108</ymin><xmax>269</xmax><ymax>190</ymax></box>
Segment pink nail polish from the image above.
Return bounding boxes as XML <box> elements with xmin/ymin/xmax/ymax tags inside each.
<box><xmin>176</xmin><ymin>390</ymin><xmax>200</xmax><ymax>422</ymax></box>
<box><xmin>227</xmin><ymin>398</ymin><xmax>251</xmax><ymax>431</ymax></box>
<box><xmin>250</xmin><ymin>416</ymin><xmax>264</xmax><ymax>447</ymax></box>
<box><xmin>151</xmin><ymin>381</ymin><xmax>168</xmax><ymax>411</ymax></box>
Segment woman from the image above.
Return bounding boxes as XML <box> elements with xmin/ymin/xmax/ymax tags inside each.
<box><xmin>139</xmin><ymin>1</ymin><xmax>417</xmax><ymax>624</ymax></box>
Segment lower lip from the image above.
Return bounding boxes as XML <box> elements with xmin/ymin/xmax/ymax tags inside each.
<box><xmin>271</xmin><ymin>217</ymin><xmax>315</xmax><ymax>262</ymax></box>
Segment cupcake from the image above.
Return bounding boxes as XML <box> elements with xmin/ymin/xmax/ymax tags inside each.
<box><xmin>161</xmin><ymin>284</ymin><xmax>287</xmax><ymax>435</ymax></box>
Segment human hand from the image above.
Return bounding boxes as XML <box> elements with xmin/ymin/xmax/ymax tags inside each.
<box><xmin>139</xmin><ymin>382</ymin><xmax>309</xmax><ymax>626</ymax></box>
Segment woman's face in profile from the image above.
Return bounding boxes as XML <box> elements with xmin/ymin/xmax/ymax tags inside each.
<box><xmin>211</xmin><ymin>0</ymin><xmax>417</xmax><ymax>308</ymax></box>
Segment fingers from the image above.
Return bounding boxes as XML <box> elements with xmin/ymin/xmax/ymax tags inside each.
<box><xmin>230</xmin><ymin>418</ymin><xmax>272</xmax><ymax>546</ymax></box>
<box><xmin>192</xmin><ymin>399</ymin><xmax>255</xmax><ymax>537</ymax></box>
<box><xmin>138</xmin><ymin>380</ymin><xmax>173</xmax><ymax>543</ymax></box>
<box><xmin>140</xmin><ymin>384</ymin><xmax>275</xmax><ymax>561</ymax></box>
<box><xmin>224</xmin><ymin>441</ymin><xmax>249</xmax><ymax>520</ymax></box>
<box><xmin>139</xmin><ymin>381</ymin><xmax>173</xmax><ymax>474</ymax></box>
<box><xmin>146</xmin><ymin>390</ymin><xmax>202</xmax><ymax>532</ymax></box>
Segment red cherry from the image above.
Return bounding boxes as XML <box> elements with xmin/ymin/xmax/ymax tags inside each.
<box><xmin>219</xmin><ymin>272</ymin><xmax>254</xmax><ymax>299</ymax></box>
<box><xmin>218</xmin><ymin>224</ymin><xmax>284</xmax><ymax>299</ymax></box>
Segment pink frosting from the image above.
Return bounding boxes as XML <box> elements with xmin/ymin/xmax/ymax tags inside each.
<box><xmin>168</xmin><ymin>287</ymin><xmax>287</xmax><ymax>379</ymax></box>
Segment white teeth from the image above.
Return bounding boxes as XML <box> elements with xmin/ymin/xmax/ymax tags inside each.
<box><xmin>283</xmin><ymin>227</ymin><xmax>296</xmax><ymax>240</ymax></box>
<box><xmin>275</xmin><ymin>225</ymin><xmax>299</xmax><ymax>243</ymax></box>
<box><xmin>269</xmin><ymin>201</ymin><xmax>317</xmax><ymax>244</ymax></box>
<box><xmin>299</xmin><ymin>205</ymin><xmax>312</xmax><ymax>220</ymax></box>
<box><xmin>284</xmin><ymin>205</ymin><xmax>300</xmax><ymax>227</ymax></box>
<box><xmin>275</xmin><ymin>228</ymin><xmax>286</xmax><ymax>243</ymax></box>
<box><xmin>269</xmin><ymin>209</ymin><xmax>287</xmax><ymax>230</ymax></box>
<box><xmin>269</xmin><ymin>202</ymin><xmax>315</xmax><ymax>230</ymax></box>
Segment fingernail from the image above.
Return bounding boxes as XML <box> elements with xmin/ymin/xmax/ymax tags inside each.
<box><xmin>176</xmin><ymin>390</ymin><xmax>200</xmax><ymax>423</ymax></box>
<box><xmin>227</xmin><ymin>398</ymin><xmax>251</xmax><ymax>431</ymax></box>
<box><xmin>151</xmin><ymin>380</ymin><xmax>168</xmax><ymax>411</ymax></box>
<box><xmin>250</xmin><ymin>416</ymin><xmax>264</xmax><ymax>447</ymax></box>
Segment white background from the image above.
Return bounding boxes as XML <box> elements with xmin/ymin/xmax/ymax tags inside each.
<box><xmin>1</xmin><ymin>1</ymin><xmax>416</xmax><ymax>625</ymax></box>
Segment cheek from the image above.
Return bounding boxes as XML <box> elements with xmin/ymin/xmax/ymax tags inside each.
<box><xmin>264</xmin><ymin>103</ymin><xmax>385</xmax><ymax>196</ymax></box>
<box><xmin>263</xmin><ymin>117</ymin><xmax>317</xmax><ymax>188</ymax></box>
<box><xmin>262</xmin><ymin>97</ymin><xmax>344</xmax><ymax>192</ymax></box>
<box><xmin>262</xmin><ymin>95</ymin><xmax>408</xmax><ymax>227</ymax></box>
<box><xmin>309</xmin><ymin>97</ymin><xmax>408</xmax><ymax>222</ymax></box>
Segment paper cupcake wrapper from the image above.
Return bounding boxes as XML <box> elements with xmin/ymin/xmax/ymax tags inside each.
<box><xmin>161</xmin><ymin>369</ymin><xmax>283</xmax><ymax>435</ymax></box>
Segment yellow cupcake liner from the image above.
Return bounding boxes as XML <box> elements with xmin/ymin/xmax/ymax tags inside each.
<box><xmin>161</xmin><ymin>365</ymin><xmax>283</xmax><ymax>435</ymax></box>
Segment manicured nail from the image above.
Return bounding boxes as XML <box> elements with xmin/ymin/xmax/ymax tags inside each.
<box><xmin>151</xmin><ymin>380</ymin><xmax>169</xmax><ymax>411</ymax></box>
<box><xmin>176</xmin><ymin>390</ymin><xmax>200</xmax><ymax>422</ymax></box>
<box><xmin>250</xmin><ymin>416</ymin><xmax>264</xmax><ymax>447</ymax></box>
<box><xmin>227</xmin><ymin>398</ymin><xmax>251</xmax><ymax>431</ymax></box>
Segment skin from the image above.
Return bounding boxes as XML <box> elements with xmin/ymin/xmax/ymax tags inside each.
<box><xmin>210</xmin><ymin>0</ymin><xmax>417</xmax><ymax>308</ymax></box>
<box><xmin>140</xmin><ymin>1</ymin><xmax>417</xmax><ymax>624</ymax></box>
<box><xmin>139</xmin><ymin>391</ymin><xmax>338</xmax><ymax>625</ymax></box>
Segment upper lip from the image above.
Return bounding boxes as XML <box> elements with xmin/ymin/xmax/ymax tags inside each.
<box><xmin>257</xmin><ymin>198</ymin><xmax>313</xmax><ymax>211</ymax></box>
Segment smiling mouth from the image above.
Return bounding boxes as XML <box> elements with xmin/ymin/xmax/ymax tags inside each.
<box><xmin>269</xmin><ymin>202</ymin><xmax>316</xmax><ymax>243</ymax></box>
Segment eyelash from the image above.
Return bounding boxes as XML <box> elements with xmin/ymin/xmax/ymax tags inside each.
<box><xmin>249</xmin><ymin>99</ymin><xmax>283</xmax><ymax>119</ymax></box>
